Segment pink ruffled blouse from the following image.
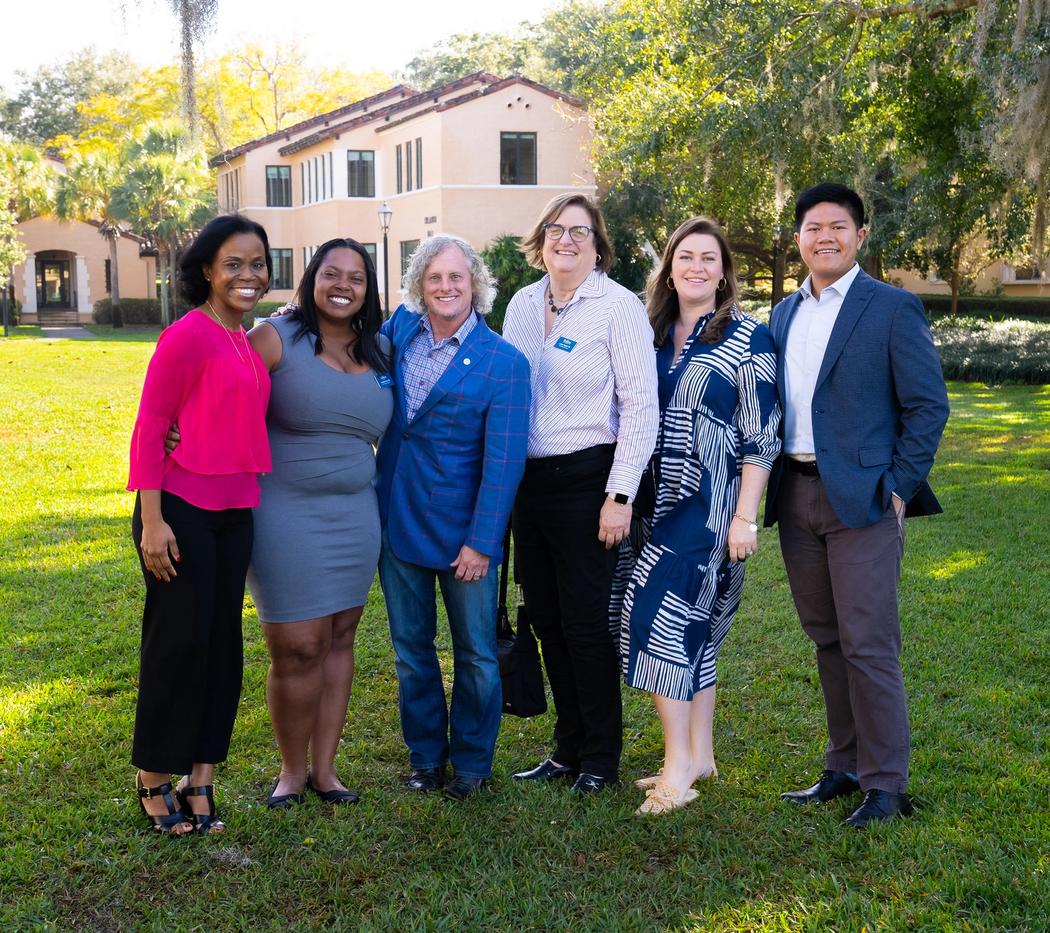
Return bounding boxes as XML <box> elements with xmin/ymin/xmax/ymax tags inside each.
<box><xmin>128</xmin><ymin>309</ymin><xmax>272</xmax><ymax>510</ymax></box>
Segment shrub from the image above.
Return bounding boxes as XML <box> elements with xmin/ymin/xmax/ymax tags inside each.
<box><xmin>920</xmin><ymin>294</ymin><xmax>1050</xmax><ymax>317</ymax></box>
<box><xmin>932</xmin><ymin>316</ymin><xmax>1050</xmax><ymax>384</ymax></box>
<box><xmin>94</xmin><ymin>298</ymin><xmax>164</xmax><ymax>325</ymax></box>
<box><xmin>2</xmin><ymin>295</ymin><xmax>20</xmax><ymax>326</ymax></box>
<box><xmin>481</xmin><ymin>235</ymin><xmax>544</xmax><ymax>333</ymax></box>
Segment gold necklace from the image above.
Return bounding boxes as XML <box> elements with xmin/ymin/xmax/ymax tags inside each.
<box><xmin>204</xmin><ymin>300</ymin><xmax>260</xmax><ymax>393</ymax></box>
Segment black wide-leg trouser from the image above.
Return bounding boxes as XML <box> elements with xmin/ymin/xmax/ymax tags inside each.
<box><xmin>131</xmin><ymin>491</ymin><xmax>252</xmax><ymax>775</ymax></box>
<box><xmin>512</xmin><ymin>444</ymin><xmax>621</xmax><ymax>781</ymax></box>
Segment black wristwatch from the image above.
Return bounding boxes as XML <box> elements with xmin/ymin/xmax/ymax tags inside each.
<box><xmin>610</xmin><ymin>493</ymin><xmax>630</xmax><ymax>505</ymax></box>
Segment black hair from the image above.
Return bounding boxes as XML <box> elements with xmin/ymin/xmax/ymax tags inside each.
<box><xmin>794</xmin><ymin>183</ymin><xmax>867</xmax><ymax>231</ymax></box>
<box><xmin>289</xmin><ymin>238</ymin><xmax>390</xmax><ymax>374</ymax></box>
<box><xmin>178</xmin><ymin>213</ymin><xmax>273</xmax><ymax>305</ymax></box>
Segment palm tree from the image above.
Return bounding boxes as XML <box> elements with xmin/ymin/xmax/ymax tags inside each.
<box><xmin>55</xmin><ymin>151</ymin><xmax>128</xmax><ymax>327</ymax></box>
<box><xmin>111</xmin><ymin>122</ymin><xmax>213</xmax><ymax>326</ymax></box>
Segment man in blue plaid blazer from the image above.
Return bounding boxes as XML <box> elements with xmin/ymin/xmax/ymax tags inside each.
<box><xmin>376</xmin><ymin>235</ymin><xmax>530</xmax><ymax>801</ymax></box>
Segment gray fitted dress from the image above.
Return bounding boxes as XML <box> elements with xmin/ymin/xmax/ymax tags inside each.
<box><xmin>247</xmin><ymin>315</ymin><xmax>394</xmax><ymax>622</ymax></box>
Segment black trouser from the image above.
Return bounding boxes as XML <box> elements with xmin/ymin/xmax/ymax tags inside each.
<box><xmin>512</xmin><ymin>444</ymin><xmax>621</xmax><ymax>780</ymax></box>
<box><xmin>131</xmin><ymin>491</ymin><xmax>253</xmax><ymax>774</ymax></box>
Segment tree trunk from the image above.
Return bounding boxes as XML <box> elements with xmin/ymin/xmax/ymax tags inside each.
<box><xmin>863</xmin><ymin>249</ymin><xmax>883</xmax><ymax>280</ymax></box>
<box><xmin>159</xmin><ymin>250</ymin><xmax>170</xmax><ymax>328</ymax></box>
<box><xmin>108</xmin><ymin>234</ymin><xmax>123</xmax><ymax>328</ymax></box>
<box><xmin>169</xmin><ymin>237</ymin><xmax>182</xmax><ymax>319</ymax></box>
<box><xmin>950</xmin><ymin>266</ymin><xmax>959</xmax><ymax>316</ymax></box>
<box><xmin>771</xmin><ymin>231</ymin><xmax>787</xmax><ymax>308</ymax></box>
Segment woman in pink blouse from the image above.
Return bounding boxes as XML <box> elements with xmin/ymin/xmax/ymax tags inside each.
<box><xmin>127</xmin><ymin>214</ymin><xmax>272</xmax><ymax>835</ymax></box>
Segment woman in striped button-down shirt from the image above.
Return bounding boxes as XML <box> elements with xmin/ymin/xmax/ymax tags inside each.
<box><xmin>503</xmin><ymin>192</ymin><xmax>659</xmax><ymax>794</ymax></box>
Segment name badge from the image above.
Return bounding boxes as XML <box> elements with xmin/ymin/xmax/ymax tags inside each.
<box><xmin>375</xmin><ymin>372</ymin><xmax>393</xmax><ymax>389</ymax></box>
<box><xmin>554</xmin><ymin>336</ymin><xmax>577</xmax><ymax>353</ymax></box>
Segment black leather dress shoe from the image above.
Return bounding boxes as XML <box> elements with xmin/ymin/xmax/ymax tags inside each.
<box><xmin>405</xmin><ymin>766</ymin><xmax>447</xmax><ymax>792</ymax></box>
<box><xmin>442</xmin><ymin>775</ymin><xmax>489</xmax><ymax>801</ymax></box>
<box><xmin>570</xmin><ymin>772</ymin><xmax>615</xmax><ymax>795</ymax></box>
<box><xmin>846</xmin><ymin>789</ymin><xmax>913</xmax><ymax>829</ymax></box>
<box><xmin>780</xmin><ymin>769</ymin><xmax>860</xmax><ymax>805</ymax></box>
<box><xmin>512</xmin><ymin>758</ymin><xmax>578</xmax><ymax>782</ymax></box>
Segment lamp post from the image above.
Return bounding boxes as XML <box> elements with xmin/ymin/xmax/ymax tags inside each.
<box><xmin>378</xmin><ymin>201</ymin><xmax>393</xmax><ymax>314</ymax></box>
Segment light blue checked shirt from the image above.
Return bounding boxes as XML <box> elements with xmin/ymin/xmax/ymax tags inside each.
<box><xmin>402</xmin><ymin>310</ymin><xmax>478</xmax><ymax>422</ymax></box>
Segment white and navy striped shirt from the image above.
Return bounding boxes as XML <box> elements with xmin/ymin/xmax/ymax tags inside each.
<box><xmin>502</xmin><ymin>270</ymin><xmax>659</xmax><ymax>499</ymax></box>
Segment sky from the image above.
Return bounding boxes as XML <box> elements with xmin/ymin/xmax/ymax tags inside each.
<box><xmin>0</xmin><ymin>0</ymin><xmax>559</xmax><ymax>89</ymax></box>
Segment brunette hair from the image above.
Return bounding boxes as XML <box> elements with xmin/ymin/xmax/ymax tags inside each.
<box><xmin>289</xmin><ymin>237</ymin><xmax>389</xmax><ymax>374</ymax></box>
<box><xmin>519</xmin><ymin>192</ymin><xmax>615</xmax><ymax>273</ymax></box>
<box><xmin>179</xmin><ymin>213</ymin><xmax>273</xmax><ymax>305</ymax></box>
<box><xmin>646</xmin><ymin>217</ymin><xmax>740</xmax><ymax>346</ymax></box>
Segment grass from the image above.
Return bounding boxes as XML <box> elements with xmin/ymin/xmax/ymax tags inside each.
<box><xmin>1</xmin><ymin>334</ymin><xmax>1048</xmax><ymax>931</ymax></box>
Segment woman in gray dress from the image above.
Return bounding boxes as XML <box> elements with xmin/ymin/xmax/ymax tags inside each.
<box><xmin>247</xmin><ymin>238</ymin><xmax>393</xmax><ymax>808</ymax></box>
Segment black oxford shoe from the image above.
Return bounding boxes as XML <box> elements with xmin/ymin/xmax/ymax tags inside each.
<box><xmin>780</xmin><ymin>769</ymin><xmax>861</xmax><ymax>805</ymax></box>
<box><xmin>846</xmin><ymin>789</ymin><xmax>913</xmax><ymax>829</ymax></box>
<box><xmin>443</xmin><ymin>775</ymin><xmax>489</xmax><ymax>801</ymax></box>
<box><xmin>405</xmin><ymin>766</ymin><xmax>447</xmax><ymax>792</ymax></box>
<box><xmin>570</xmin><ymin>772</ymin><xmax>615</xmax><ymax>795</ymax></box>
<box><xmin>512</xmin><ymin>758</ymin><xmax>578</xmax><ymax>782</ymax></box>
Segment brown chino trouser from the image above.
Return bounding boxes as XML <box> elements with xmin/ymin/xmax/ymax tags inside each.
<box><xmin>778</xmin><ymin>469</ymin><xmax>909</xmax><ymax>794</ymax></box>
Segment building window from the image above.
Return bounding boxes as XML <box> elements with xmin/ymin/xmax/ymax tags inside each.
<box><xmin>400</xmin><ymin>239</ymin><xmax>420</xmax><ymax>277</ymax></box>
<box><xmin>266</xmin><ymin>165</ymin><xmax>292</xmax><ymax>207</ymax></box>
<box><xmin>347</xmin><ymin>151</ymin><xmax>375</xmax><ymax>198</ymax></box>
<box><xmin>406</xmin><ymin>141</ymin><xmax>413</xmax><ymax>192</ymax></box>
<box><xmin>500</xmin><ymin>132</ymin><xmax>537</xmax><ymax>185</ymax></box>
<box><xmin>396</xmin><ymin>144</ymin><xmax>403</xmax><ymax>194</ymax></box>
<box><xmin>361</xmin><ymin>242</ymin><xmax>377</xmax><ymax>271</ymax></box>
<box><xmin>415</xmin><ymin>137</ymin><xmax>422</xmax><ymax>189</ymax></box>
<box><xmin>272</xmin><ymin>249</ymin><xmax>293</xmax><ymax>290</ymax></box>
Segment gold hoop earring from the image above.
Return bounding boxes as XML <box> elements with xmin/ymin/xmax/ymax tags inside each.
<box><xmin>596</xmin><ymin>254</ymin><xmax>602</xmax><ymax>265</ymax></box>
<box><xmin>666</xmin><ymin>276</ymin><xmax>675</xmax><ymax>291</ymax></box>
<box><xmin>718</xmin><ymin>276</ymin><xmax>727</xmax><ymax>290</ymax></box>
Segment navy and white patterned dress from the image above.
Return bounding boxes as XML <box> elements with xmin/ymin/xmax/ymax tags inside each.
<box><xmin>612</xmin><ymin>307</ymin><xmax>781</xmax><ymax>701</ymax></box>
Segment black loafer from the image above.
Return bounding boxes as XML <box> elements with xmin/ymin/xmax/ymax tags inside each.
<box><xmin>780</xmin><ymin>769</ymin><xmax>860</xmax><ymax>805</ymax></box>
<box><xmin>443</xmin><ymin>775</ymin><xmax>489</xmax><ymax>801</ymax></box>
<box><xmin>845</xmin><ymin>789</ymin><xmax>913</xmax><ymax>829</ymax></box>
<box><xmin>405</xmin><ymin>766</ymin><xmax>447</xmax><ymax>792</ymax></box>
<box><xmin>266</xmin><ymin>780</ymin><xmax>305</xmax><ymax>810</ymax></box>
<box><xmin>306</xmin><ymin>773</ymin><xmax>360</xmax><ymax>805</ymax></box>
<box><xmin>512</xmin><ymin>758</ymin><xmax>578</xmax><ymax>782</ymax></box>
<box><xmin>570</xmin><ymin>772</ymin><xmax>615</xmax><ymax>795</ymax></box>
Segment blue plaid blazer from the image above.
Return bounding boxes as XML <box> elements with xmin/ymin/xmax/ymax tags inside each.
<box><xmin>376</xmin><ymin>306</ymin><xmax>531</xmax><ymax>569</ymax></box>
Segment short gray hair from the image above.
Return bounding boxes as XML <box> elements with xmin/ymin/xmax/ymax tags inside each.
<box><xmin>401</xmin><ymin>235</ymin><xmax>497</xmax><ymax>315</ymax></box>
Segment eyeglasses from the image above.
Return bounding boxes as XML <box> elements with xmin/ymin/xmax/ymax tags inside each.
<box><xmin>542</xmin><ymin>223</ymin><xmax>594</xmax><ymax>243</ymax></box>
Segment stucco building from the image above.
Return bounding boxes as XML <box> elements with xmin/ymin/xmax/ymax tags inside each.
<box><xmin>211</xmin><ymin>72</ymin><xmax>594</xmax><ymax>307</ymax></box>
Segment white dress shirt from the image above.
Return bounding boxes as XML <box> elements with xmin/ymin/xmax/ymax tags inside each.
<box><xmin>502</xmin><ymin>270</ymin><xmax>659</xmax><ymax>498</ymax></box>
<box><xmin>783</xmin><ymin>263</ymin><xmax>861</xmax><ymax>456</ymax></box>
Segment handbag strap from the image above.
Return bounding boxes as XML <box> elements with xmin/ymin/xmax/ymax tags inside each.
<box><xmin>496</xmin><ymin>524</ymin><xmax>513</xmax><ymax>639</ymax></box>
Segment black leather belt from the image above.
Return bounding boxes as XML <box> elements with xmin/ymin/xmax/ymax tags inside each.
<box><xmin>786</xmin><ymin>458</ymin><xmax>820</xmax><ymax>477</ymax></box>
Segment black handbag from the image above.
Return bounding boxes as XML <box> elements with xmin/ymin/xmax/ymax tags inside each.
<box><xmin>496</xmin><ymin>527</ymin><xmax>547</xmax><ymax>718</ymax></box>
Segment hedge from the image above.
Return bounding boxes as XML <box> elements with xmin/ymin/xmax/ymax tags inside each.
<box><xmin>919</xmin><ymin>294</ymin><xmax>1050</xmax><ymax>317</ymax></box>
<box><xmin>932</xmin><ymin>316</ymin><xmax>1050</xmax><ymax>384</ymax></box>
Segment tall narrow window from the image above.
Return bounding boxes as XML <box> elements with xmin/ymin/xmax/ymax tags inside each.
<box><xmin>406</xmin><ymin>141</ymin><xmax>413</xmax><ymax>192</ymax></box>
<box><xmin>361</xmin><ymin>243</ymin><xmax>377</xmax><ymax>271</ymax></box>
<box><xmin>271</xmin><ymin>249</ymin><xmax>293</xmax><ymax>290</ymax></box>
<box><xmin>396</xmin><ymin>144</ymin><xmax>403</xmax><ymax>194</ymax></box>
<box><xmin>415</xmin><ymin>137</ymin><xmax>422</xmax><ymax>189</ymax></box>
<box><xmin>301</xmin><ymin>163</ymin><xmax>306</xmax><ymax>204</ymax></box>
<box><xmin>347</xmin><ymin>151</ymin><xmax>375</xmax><ymax>198</ymax></box>
<box><xmin>265</xmin><ymin>165</ymin><xmax>292</xmax><ymax>206</ymax></box>
<box><xmin>400</xmin><ymin>239</ymin><xmax>420</xmax><ymax>277</ymax></box>
<box><xmin>500</xmin><ymin>132</ymin><xmax>537</xmax><ymax>185</ymax></box>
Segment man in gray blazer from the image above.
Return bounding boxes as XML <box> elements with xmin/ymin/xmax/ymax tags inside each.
<box><xmin>764</xmin><ymin>183</ymin><xmax>949</xmax><ymax>829</ymax></box>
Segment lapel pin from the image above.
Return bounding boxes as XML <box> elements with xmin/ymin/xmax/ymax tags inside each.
<box><xmin>463</xmin><ymin>358</ymin><xmax>472</xmax><ymax>365</ymax></box>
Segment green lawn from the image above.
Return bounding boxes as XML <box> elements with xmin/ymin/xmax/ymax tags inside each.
<box><xmin>1</xmin><ymin>335</ymin><xmax>1047</xmax><ymax>931</ymax></box>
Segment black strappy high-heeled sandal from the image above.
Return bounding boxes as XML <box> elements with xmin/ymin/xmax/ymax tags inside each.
<box><xmin>176</xmin><ymin>782</ymin><xmax>226</xmax><ymax>834</ymax></box>
<box><xmin>136</xmin><ymin>774</ymin><xmax>192</xmax><ymax>836</ymax></box>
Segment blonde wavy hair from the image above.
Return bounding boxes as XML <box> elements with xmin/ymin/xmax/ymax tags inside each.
<box><xmin>401</xmin><ymin>235</ymin><xmax>497</xmax><ymax>315</ymax></box>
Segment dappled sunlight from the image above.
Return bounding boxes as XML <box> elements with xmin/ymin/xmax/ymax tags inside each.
<box><xmin>0</xmin><ymin>678</ymin><xmax>80</xmax><ymax>733</ymax></box>
<box><xmin>928</xmin><ymin>550</ymin><xmax>988</xmax><ymax>580</ymax></box>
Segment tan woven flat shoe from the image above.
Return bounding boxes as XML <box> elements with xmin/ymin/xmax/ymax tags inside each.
<box><xmin>635</xmin><ymin>780</ymin><xmax>699</xmax><ymax>815</ymax></box>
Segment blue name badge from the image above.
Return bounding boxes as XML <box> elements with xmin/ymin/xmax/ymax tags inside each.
<box><xmin>375</xmin><ymin>372</ymin><xmax>393</xmax><ymax>389</ymax></box>
<box><xmin>554</xmin><ymin>336</ymin><xmax>577</xmax><ymax>353</ymax></box>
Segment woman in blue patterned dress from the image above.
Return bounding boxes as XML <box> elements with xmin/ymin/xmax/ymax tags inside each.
<box><xmin>615</xmin><ymin>217</ymin><xmax>781</xmax><ymax>814</ymax></box>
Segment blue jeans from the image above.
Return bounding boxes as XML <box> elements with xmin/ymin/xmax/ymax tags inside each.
<box><xmin>379</xmin><ymin>533</ymin><xmax>501</xmax><ymax>779</ymax></box>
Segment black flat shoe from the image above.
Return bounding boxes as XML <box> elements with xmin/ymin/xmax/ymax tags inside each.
<box><xmin>176</xmin><ymin>781</ymin><xmax>225</xmax><ymax>834</ymax></box>
<box><xmin>306</xmin><ymin>772</ymin><xmax>360</xmax><ymax>805</ymax></box>
<box><xmin>571</xmin><ymin>772</ymin><xmax>615</xmax><ymax>795</ymax></box>
<box><xmin>405</xmin><ymin>766</ymin><xmax>447</xmax><ymax>792</ymax></box>
<box><xmin>845</xmin><ymin>789</ymin><xmax>913</xmax><ymax>829</ymax></box>
<box><xmin>443</xmin><ymin>775</ymin><xmax>489</xmax><ymax>801</ymax></box>
<box><xmin>266</xmin><ymin>780</ymin><xmax>306</xmax><ymax>810</ymax></box>
<box><xmin>136</xmin><ymin>775</ymin><xmax>192</xmax><ymax>836</ymax></box>
<box><xmin>512</xmin><ymin>758</ymin><xmax>578</xmax><ymax>782</ymax></box>
<box><xmin>780</xmin><ymin>769</ymin><xmax>860</xmax><ymax>805</ymax></box>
